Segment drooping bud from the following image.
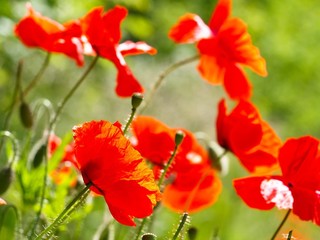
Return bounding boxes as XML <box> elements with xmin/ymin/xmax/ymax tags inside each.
<box><xmin>0</xmin><ymin>166</ymin><xmax>13</xmax><ymax>195</ymax></box>
<box><xmin>141</xmin><ymin>233</ymin><xmax>157</xmax><ymax>240</ymax></box>
<box><xmin>208</xmin><ymin>145</ymin><xmax>222</xmax><ymax>172</ymax></box>
<box><xmin>32</xmin><ymin>144</ymin><xmax>47</xmax><ymax>169</ymax></box>
<box><xmin>131</xmin><ymin>93</ymin><xmax>144</xmax><ymax>110</ymax></box>
<box><xmin>19</xmin><ymin>101</ymin><xmax>33</xmax><ymax>129</ymax></box>
<box><xmin>187</xmin><ymin>227</ymin><xmax>198</xmax><ymax>240</ymax></box>
<box><xmin>174</xmin><ymin>130</ymin><xmax>185</xmax><ymax>146</ymax></box>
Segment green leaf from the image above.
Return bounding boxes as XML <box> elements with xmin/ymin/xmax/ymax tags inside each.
<box><xmin>0</xmin><ymin>205</ymin><xmax>18</xmax><ymax>240</ymax></box>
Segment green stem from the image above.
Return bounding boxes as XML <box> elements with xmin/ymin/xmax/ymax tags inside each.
<box><xmin>123</xmin><ymin>108</ymin><xmax>136</xmax><ymax>135</ymax></box>
<box><xmin>172</xmin><ymin>213</ymin><xmax>189</xmax><ymax>240</ymax></box>
<box><xmin>139</xmin><ymin>54</ymin><xmax>199</xmax><ymax>114</ymax></box>
<box><xmin>270</xmin><ymin>209</ymin><xmax>291</xmax><ymax>240</ymax></box>
<box><xmin>23</xmin><ymin>52</ymin><xmax>51</xmax><ymax>97</ymax></box>
<box><xmin>49</xmin><ymin>55</ymin><xmax>99</xmax><ymax>130</ymax></box>
<box><xmin>33</xmin><ymin>183</ymin><xmax>92</xmax><ymax>240</ymax></box>
<box><xmin>0</xmin><ymin>131</ymin><xmax>20</xmax><ymax>167</ymax></box>
<box><xmin>30</xmin><ymin>56</ymin><xmax>98</xmax><ymax>237</ymax></box>
<box><xmin>133</xmin><ymin>218</ymin><xmax>148</xmax><ymax>240</ymax></box>
<box><xmin>157</xmin><ymin>143</ymin><xmax>179</xmax><ymax>190</ymax></box>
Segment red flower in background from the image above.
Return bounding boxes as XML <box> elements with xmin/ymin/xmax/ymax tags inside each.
<box><xmin>169</xmin><ymin>0</ymin><xmax>267</xmax><ymax>100</ymax></box>
<box><xmin>234</xmin><ymin>136</ymin><xmax>320</xmax><ymax>226</ymax></box>
<box><xmin>79</xmin><ymin>6</ymin><xmax>157</xmax><ymax>97</ymax></box>
<box><xmin>72</xmin><ymin>120</ymin><xmax>161</xmax><ymax>226</ymax></box>
<box><xmin>48</xmin><ymin>134</ymin><xmax>78</xmax><ymax>186</ymax></box>
<box><xmin>216</xmin><ymin>99</ymin><xmax>281</xmax><ymax>173</ymax></box>
<box><xmin>131</xmin><ymin>116</ymin><xmax>222</xmax><ymax>213</ymax></box>
<box><xmin>14</xmin><ymin>3</ymin><xmax>84</xmax><ymax>66</ymax></box>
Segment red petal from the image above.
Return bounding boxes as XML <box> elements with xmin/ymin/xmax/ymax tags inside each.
<box><xmin>233</xmin><ymin>176</ymin><xmax>275</xmax><ymax>210</ymax></box>
<box><xmin>131</xmin><ymin>116</ymin><xmax>176</xmax><ymax>165</ymax></box>
<box><xmin>119</xmin><ymin>41</ymin><xmax>157</xmax><ymax>56</ymax></box>
<box><xmin>163</xmin><ymin>168</ymin><xmax>221</xmax><ymax>213</ymax></box>
<box><xmin>169</xmin><ymin>13</ymin><xmax>212</xmax><ymax>43</ymax></box>
<box><xmin>218</xmin><ymin>18</ymin><xmax>267</xmax><ymax>76</ymax></box>
<box><xmin>208</xmin><ymin>0</ymin><xmax>232</xmax><ymax>33</ymax></box>
<box><xmin>223</xmin><ymin>63</ymin><xmax>252</xmax><ymax>100</ymax></box>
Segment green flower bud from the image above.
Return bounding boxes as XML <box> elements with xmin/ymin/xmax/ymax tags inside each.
<box><xmin>175</xmin><ymin>130</ymin><xmax>185</xmax><ymax>146</ymax></box>
<box><xmin>208</xmin><ymin>145</ymin><xmax>222</xmax><ymax>172</ymax></box>
<box><xmin>187</xmin><ymin>227</ymin><xmax>198</xmax><ymax>240</ymax></box>
<box><xmin>131</xmin><ymin>93</ymin><xmax>144</xmax><ymax>109</ymax></box>
<box><xmin>0</xmin><ymin>166</ymin><xmax>13</xmax><ymax>195</ymax></box>
<box><xmin>32</xmin><ymin>144</ymin><xmax>47</xmax><ymax>169</ymax></box>
<box><xmin>141</xmin><ymin>233</ymin><xmax>157</xmax><ymax>240</ymax></box>
<box><xmin>19</xmin><ymin>101</ymin><xmax>33</xmax><ymax>129</ymax></box>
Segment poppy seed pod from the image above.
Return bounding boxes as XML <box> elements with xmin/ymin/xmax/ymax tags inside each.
<box><xmin>0</xmin><ymin>166</ymin><xmax>13</xmax><ymax>195</ymax></box>
<box><xmin>19</xmin><ymin>101</ymin><xmax>33</xmax><ymax>129</ymax></box>
<box><xmin>131</xmin><ymin>93</ymin><xmax>144</xmax><ymax>109</ymax></box>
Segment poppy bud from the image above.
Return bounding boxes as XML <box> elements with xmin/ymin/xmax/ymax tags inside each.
<box><xmin>32</xmin><ymin>144</ymin><xmax>47</xmax><ymax>168</ymax></box>
<box><xmin>131</xmin><ymin>93</ymin><xmax>144</xmax><ymax>109</ymax></box>
<box><xmin>175</xmin><ymin>130</ymin><xmax>185</xmax><ymax>146</ymax></box>
<box><xmin>19</xmin><ymin>101</ymin><xmax>33</xmax><ymax>129</ymax></box>
<box><xmin>187</xmin><ymin>227</ymin><xmax>197</xmax><ymax>240</ymax></box>
<box><xmin>141</xmin><ymin>233</ymin><xmax>157</xmax><ymax>240</ymax></box>
<box><xmin>0</xmin><ymin>166</ymin><xmax>13</xmax><ymax>195</ymax></box>
<box><xmin>208</xmin><ymin>144</ymin><xmax>222</xmax><ymax>172</ymax></box>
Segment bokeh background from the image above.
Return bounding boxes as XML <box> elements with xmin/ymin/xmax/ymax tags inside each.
<box><xmin>1</xmin><ymin>0</ymin><xmax>320</xmax><ymax>239</ymax></box>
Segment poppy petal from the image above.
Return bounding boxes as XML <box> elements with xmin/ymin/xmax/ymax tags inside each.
<box><xmin>118</xmin><ymin>41</ymin><xmax>157</xmax><ymax>56</ymax></box>
<box><xmin>169</xmin><ymin>14</ymin><xmax>212</xmax><ymax>43</ymax></box>
<box><xmin>233</xmin><ymin>176</ymin><xmax>276</xmax><ymax>210</ymax></box>
<box><xmin>208</xmin><ymin>0</ymin><xmax>232</xmax><ymax>33</ymax></box>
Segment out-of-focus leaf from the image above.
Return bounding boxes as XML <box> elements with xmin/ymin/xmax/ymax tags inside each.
<box><xmin>0</xmin><ymin>205</ymin><xmax>18</xmax><ymax>240</ymax></box>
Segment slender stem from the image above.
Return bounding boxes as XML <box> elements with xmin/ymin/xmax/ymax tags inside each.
<box><xmin>139</xmin><ymin>54</ymin><xmax>199</xmax><ymax>114</ymax></box>
<box><xmin>33</xmin><ymin>183</ymin><xmax>92</xmax><ymax>240</ymax></box>
<box><xmin>30</xmin><ymin>56</ymin><xmax>98</xmax><ymax>238</ymax></box>
<box><xmin>157</xmin><ymin>143</ymin><xmax>179</xmax><ymax>190</ymax></box>
<box><xmin>28</xmin><ymin>148</ymin><xmax>48</xmax><ymax>238</ymax></box>
<box><xmin>49</xmin><ymin>55</ymin><xmax>99</xmax><ymax>130</ymax></box>
<box><xmin>0</xmin><ymin>131</ymin><xmax>20</xmax><ymax>167</ymax></box>
<box><xmin>133</xmin><ymin>218</ymin><xmax>148</xmax><ymax>240</ymax></box>
<box><xmin>270</xmin><ymin>209</ymin><xmax>291</xmax><ymax>240</ymax></box>
<box><xmin>23</xmin><ymin>53</ymin><xmax>51</xmax><ymax>97</ymax></box>
<box><xmin>123</xmin><ymin>108</ymin><xmax>136</xmax><ymax>135</ymax></box>
<box><xmin>172</xmin><ymin>213</ymin><xmax>189</xmax><ymax>240</ymax></box>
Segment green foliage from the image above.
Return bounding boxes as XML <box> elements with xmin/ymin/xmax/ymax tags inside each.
<box><xmin>0</xmin><ymin>205</ymin><xmax>18</xmax><ymax>240</ymax></box>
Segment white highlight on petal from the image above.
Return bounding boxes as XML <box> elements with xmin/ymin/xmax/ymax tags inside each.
<box><xmin>260</xmin><ymin>179</ymin><xmax>293</xmax><ymax>210</ymax></box>
<box><xmin>186</xmin><ymin>152</ymin><xmax>202</xmax><ymax>164</ymax></box>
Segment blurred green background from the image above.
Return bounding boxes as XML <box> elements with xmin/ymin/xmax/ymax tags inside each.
<box><xmin>1</xmin><ymin>0</ymin><xmax>320</xmax><ymax>239</ymax></box>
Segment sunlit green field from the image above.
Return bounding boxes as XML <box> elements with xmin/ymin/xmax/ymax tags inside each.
<box><xmin>1</xmin><ymin>0</ymin><xmax>320</xmax><ymax>239</ymax></box>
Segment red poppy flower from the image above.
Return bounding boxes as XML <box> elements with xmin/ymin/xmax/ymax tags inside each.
<box><xmin>131</xmin><ymin>116</ymin><xmax>222</xmax><ymax>213</ymax></box>
<box><xmin>72</xmin><ymin>120</ymin><xmax>161</xmax><ymax>226</ymax></box>
<box><xmin>168</xmin><ymin>0</ymin><xmax>267</xmax><ymax>100</ymax></box>
<box><xmin>79</xmin><ymin>6</ymin><xmax>157</xmax><ymax>97</ymax></box>
<box><xmin>48</xmin><ymin>134</ymin><xmax>78</xmax><ymax>186</ymax></box>
<box><xmin>234</xmin><ymin>136</ymin><xmax>320</xmax><ymax>226</ymax></box>
<box><xmin>14</xmin><ymin>3</ymin><xmax>84</xmax><ymax>66</ymax></box>
<box><xmin>216</xmin><ymin>99</ymin><xmax>282</xmax><ymax>173</ymax></box>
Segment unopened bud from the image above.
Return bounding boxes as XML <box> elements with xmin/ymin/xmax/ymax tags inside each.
<box><xmin>32</xmin><ymin>144</ymin><xmax>47</xmax><ymax>169</ymax></box>
<box><xmin>174</xmin><ymin>130</ymin><xmax>185</xmax><ymax>146</ymax></box>
<box><xmin>187</xmin><ymin>227</ymin><xmax>198</xmax><ymax>240</ymax></box>
<box><xmin>19</xmin><ymin>101</ymin><xmax>33</xmax><ymax>129</ymax></box>
<box><xmin>208</xmin><ymin>145</ymin><xmax>222</xmax><ymax>172</ymax></box>
<box><xmin>141</xmin><ymin>233</ymin><xmax>157</xmax><ymax>240</ymax></box>
<box><xmin>0</xmin><ymin>166</ymin><xmax>13</xmax><ymax>195</ymax></box>
<box><xmin>131</xmin><ymin>93</ymin><xmax>144</xmax><ymax>109</ymax></box>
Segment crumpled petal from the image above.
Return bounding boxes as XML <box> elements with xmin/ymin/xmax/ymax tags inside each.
<box><xmin>118</xmin><ymin>41</ymin><xmax>157</xmax><ymax>56</ymax></box>
<box><xmin>72</xmin><ymin>120</ymin><xmax>161</xmax><ymax>226</ymax></box>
